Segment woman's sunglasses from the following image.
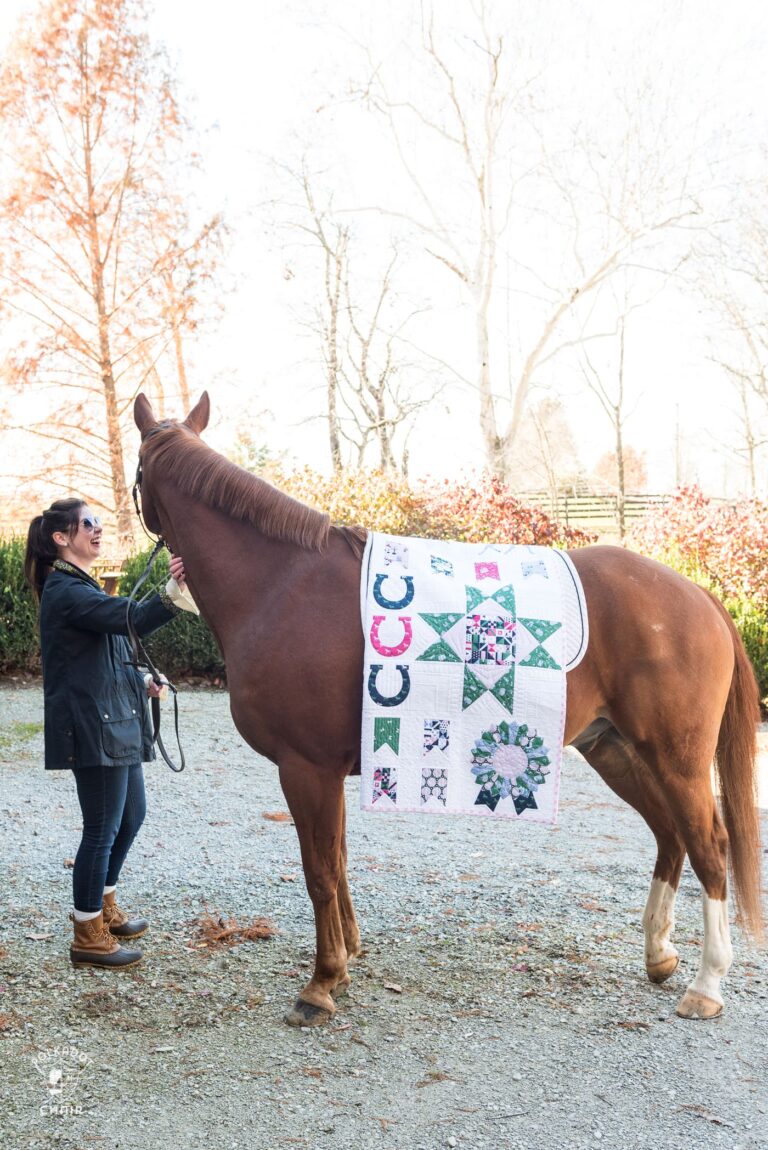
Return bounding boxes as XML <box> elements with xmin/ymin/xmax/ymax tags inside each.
<box><xmin>80</xmin><ymin>517</ymin><xmax>102</xmax><ymax>532</ymax></box>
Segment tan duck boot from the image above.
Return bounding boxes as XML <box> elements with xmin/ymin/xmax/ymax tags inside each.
<box><xmin>70</xmin><ymin>911</ymin><xmax>142</xmax><ymax>968</ymax></box>
<box><xmin>102</xmin><ymin>890</ymin><xmax>149</xmax><ymax>940</ymax></box>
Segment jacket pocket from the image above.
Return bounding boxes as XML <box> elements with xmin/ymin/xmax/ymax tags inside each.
<box><xmin>100</xmin><ymin>714</ymin><xmax>142</xmax><ymax>760</ymax></box>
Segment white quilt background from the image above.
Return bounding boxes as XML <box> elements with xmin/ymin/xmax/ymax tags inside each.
<box><xmin>360</xmin><ymin>534</ymin><xmax>575</xmax><ymax>824</ymax></box>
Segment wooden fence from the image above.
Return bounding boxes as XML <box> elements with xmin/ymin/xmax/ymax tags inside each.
<box><xmin>522</xmin><ymin>492</ymin><xmax>670</xmax><ymax>536</ymax></box>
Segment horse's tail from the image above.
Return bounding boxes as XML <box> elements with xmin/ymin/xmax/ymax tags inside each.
<box><xmin>706</xmin><ymin>590</ymin><xmax>764</xmax><ymax>940</ymax></box>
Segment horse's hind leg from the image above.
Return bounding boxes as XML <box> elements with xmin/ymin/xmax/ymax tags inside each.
<box><xmin>278</xmin><ymin>760</ymin><xmax>350</xmax><ymax>1027</ymax></box>
<box><xmin>621</xmin><ymin>708</ymin><xmax>733</xmax><ymax>1019</ymax></box>
<box><xmin>643</xmin><ymin>750</ymin><xmax>732</xmax><ymax>1019</ymax></box>
<box><xmin>574</xmin><ymin>722</ymin><xmax>686</xmax><ymax>985</ymax></box>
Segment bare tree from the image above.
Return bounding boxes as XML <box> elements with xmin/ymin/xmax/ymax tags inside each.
<box><xmin>581</xmin><ymin>317</ymin><xmax>631</xmax><ymax>538</ymax></box>
<box><xmin>286</xmin><ymin>165</ymin><xmax>442</xmax><ymax>472</ymax></box>
<box><xmin>0</xmin><ymin>0</ymin><xmax>224</xmax><ymax>550</ymax></box>
<box><xmin>294</xmin><ymin>171</ymin><xmax>348</xmax><ymax>473</ymax></box>
<box><xmin>725</xmin><ymin>370</ymin><xmax>766</xmax><ymax>497</ymax></box>
<box><xmin>355</xmin><ymin>1</ymin><xmax>702</xmax><ymax>480</ymax></box>
<box><xmin>138</xmin><ymin>210</ymin><xmax>227</xmax><ymax>411</ymax></box>
<box><xmin>514</xmin><ymin>396</ymin><xmax>582</xmax><ymax>506</ymax></box>
<box><xmin>339</xmin><ymin>252</ymin><xmax>443</xmax><ymax>472</ymax></box>
<box><xmin>693</xmin><ymin>195</ymin><xmax>768</xmax><ymax>496</ymax></box>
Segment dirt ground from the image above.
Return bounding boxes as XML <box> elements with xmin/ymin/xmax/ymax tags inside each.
<box><xmin>1</xmin><ymin>683</ymin><xmax>766</xmax><ymax>1150</ymax></box>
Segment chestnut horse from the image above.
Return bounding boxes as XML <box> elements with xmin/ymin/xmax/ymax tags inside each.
<box><xmin>133</xmin><ymin>392</ymin><xmax>763</xmax><ymax>1027</ymax></box>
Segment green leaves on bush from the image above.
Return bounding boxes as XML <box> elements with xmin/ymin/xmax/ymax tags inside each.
<box><xmin>0</xmin><ymin>537</ymin><xmax>224</xmax><ymax>680</ymax></box>
<box><xmin>118</xmin><ymin>550</ymin><xmax>224</xmax><ymax>680</ymax></box>
<box><xmin>0</xmin><ymin>537</ymin><xmax>39</xmax><ymax>673</ymax></box>
<box><xmin>724</xmin><ymin>598</ymin><xmax>768</xmax><ymax>705</ymax></box>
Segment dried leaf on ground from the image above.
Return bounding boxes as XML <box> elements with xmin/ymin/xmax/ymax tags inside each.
<box><xmin>189</xmin><ymin>908</ymin><xmax>277</xmax><ymax>948</ymax></box>
<box><xmin>417</xmin><ymin>1070</ymin><xmax>454</xmax><ymax>1088</ymax></box>
<box><xmin>262</xmin><ymin>811</ymin><xmax>293</xmax><ymax>823</ymax></box>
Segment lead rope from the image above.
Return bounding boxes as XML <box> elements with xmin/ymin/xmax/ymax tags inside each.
<box><xmin>126</xmin><ymin>476</ymin><xmax>186</xmax><ymax>772</ymax></box>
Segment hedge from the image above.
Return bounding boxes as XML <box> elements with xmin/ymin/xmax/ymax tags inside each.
<box><xmin>117</xmin><ymin>550</ymin><xmax>224</xmax><ymax>679</ymax></box>
<box><xmin>0</xmin><ymin>538</ymin><xmax>223</xmax><ymax>680</ymax></box>
<box><xmin>0</xmin><ymin>537</ymin><xmax>39</xmax><ymax>674</ymax></box>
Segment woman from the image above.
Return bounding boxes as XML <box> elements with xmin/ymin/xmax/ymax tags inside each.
<box><xmin>24</xmin><ymin>497</ymin><xmax>198</xmax><ymax>970</ymax></box>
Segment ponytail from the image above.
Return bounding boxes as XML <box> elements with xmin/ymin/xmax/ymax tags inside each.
<box><xmin>24</xmin><ymin>498</ymin><xmax>85</xmax><ymax>602</ymax></box>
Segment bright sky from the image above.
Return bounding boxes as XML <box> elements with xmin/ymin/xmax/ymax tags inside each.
<box><xmin>2</xmin><ymin>0</ymin><xmax>768</xmax><ymax>499</ymax></box>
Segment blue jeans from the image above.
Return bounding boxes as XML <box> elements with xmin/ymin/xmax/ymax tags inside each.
<box><xmin>72</xmin><ymin>763</ymin><xmax>146</xmax><ymax>912</ymax></box>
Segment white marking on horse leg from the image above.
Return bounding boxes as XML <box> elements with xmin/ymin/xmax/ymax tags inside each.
<box><xmin>643</xmin><ymin>878</ymin><xmax>677</xmax><ymax>963</ymax></box>
<box><xmin>676</xmin><ymin>893</ymin><xmax>732</xmax><ymax>1018</ymax></box>
<box><xmin>690</xmin><ymin>893</ymin><xmax>732</xmax><ymax>1002</ymax></box>
<box><xmin>642</xmin><ymin>878</ymin><xmax>679</xmax><ymax>981</ymax></box>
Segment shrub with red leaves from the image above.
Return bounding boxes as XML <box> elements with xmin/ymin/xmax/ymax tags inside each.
<box><xmin>417</xmin><ymin>474</ymin><xmax>595</xmax><ymax>547</ymax></box>
<box><xmin>271</xmin><ymin>467</ymin><xmax>595</xmax><ymax>548</ymax></box>
<box><xmin>628</xmin><ymin>485</ymin><xmax>768</xmax><ymax>608</ymax></box>
<box><xmin>629</xmin><ymin>485</ymin><xmax>768</xmax><ymax>702</ymax></box>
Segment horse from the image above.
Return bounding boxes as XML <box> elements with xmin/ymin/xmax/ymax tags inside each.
<box><xmin>133</xmin><ymin>391</ymin><xmax>763</xmax><ymax>1027</ymax></box>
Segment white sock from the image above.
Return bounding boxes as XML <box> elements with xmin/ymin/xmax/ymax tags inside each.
<box><xmin>103</xmin><ymin>885</ymin><xmax>116</xmax><ymax>896</ymax></box>
<box><xmin>73</xmin><ymin>908</ymin><xmax>101</xmax><ymax>922</ymax></box>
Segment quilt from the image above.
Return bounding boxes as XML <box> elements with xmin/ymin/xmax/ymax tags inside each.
<box><xmin>359</xmin><ymin>533</ymin><xmax>588</xmax><ymax>824</ymax></box>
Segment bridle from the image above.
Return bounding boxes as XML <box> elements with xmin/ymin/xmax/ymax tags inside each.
<box><xmin>127</xmin><ymin>449</ymin><xmax>186</xmax><ymax>772</ymax></box>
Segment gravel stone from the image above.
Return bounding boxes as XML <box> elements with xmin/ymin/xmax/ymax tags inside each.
<box><xmin>0</xmin><ymin>682</ymin><xmax>767</xmax><ymax>1149</ymax></box>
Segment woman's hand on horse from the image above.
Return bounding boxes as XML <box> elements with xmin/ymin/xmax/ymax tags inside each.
<box><xmin>169</xmin><ymin>555</ymin><xmax>187</xmax><ymax>591</ymax></box>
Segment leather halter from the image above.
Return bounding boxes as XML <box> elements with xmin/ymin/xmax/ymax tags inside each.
<box><xmin>127</xmin><ymin>455</ymin><xmax>186</xmax><ymax>773</ymax></box>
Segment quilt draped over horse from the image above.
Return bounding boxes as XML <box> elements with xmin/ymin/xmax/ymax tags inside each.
<box><xmin>360</xmin><ymin>534</ymin><xmax>588</xmax><ymax>823</ymax></box>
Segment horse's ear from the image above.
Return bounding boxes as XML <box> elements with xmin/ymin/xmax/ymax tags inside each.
<box><xmin>185</xmin><ymin>391</ymin><xmax>210</xmax><ymax>435</ymax></box>
<box><xmin>134</xmin><ymin>393</ymin><xmax>156</xmax><ymax>437</ymax></box>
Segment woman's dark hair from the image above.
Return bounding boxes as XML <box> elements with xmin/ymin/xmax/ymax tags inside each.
<box><xmin>24</xmin><ymin>498</ymin><xmax>85</xmax><ymax>601</ymax></box>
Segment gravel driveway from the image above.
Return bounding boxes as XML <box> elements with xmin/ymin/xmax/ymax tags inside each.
<box><xmin>1</xmin><ymin>682</ymin><xmax>766</xmax><ymax>1150</ymax></box>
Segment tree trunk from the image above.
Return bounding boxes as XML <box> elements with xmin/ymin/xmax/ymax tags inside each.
<box><xmin>738</xmin><ymin>382</ymin><xmax>757</xmax><ymax>496</ymax></box>
<box><xmin>615</xmin><ymin>411</ymin><xmax>625</xmax><ymax>540</ymax></box>
<box><xmin>326</xmin><ymin>242</ymin><xmax>345</xmax><ymax>473</ymax></box>
<box><xmin>375</xmin><ymin>390</ymin><xmax>395</xmax><ymax>471</ymax></box>
<box><xmin>164</xmin><ymin>271</ymin><xmax>190</xmax><ymax>409</ymax></box>
<box><xmin>615</xmin><ymin>320</ymin><xmax>626</xmax><ymax>541</ymax></box>
<box><xmin>82</xmin><ymin>76</ymin><xmax>134</xmax><ymax>554</ymax></box>
<box><xmin>476</xmin><ymin>286</ymin><xmax>506</xmax><ymax>477</ymax></box>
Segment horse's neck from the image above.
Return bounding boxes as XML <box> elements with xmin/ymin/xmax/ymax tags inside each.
<box><xmin>161</xmin><ymin>496</ymin><xmax>308</xmax><ymax>643</ymax></box>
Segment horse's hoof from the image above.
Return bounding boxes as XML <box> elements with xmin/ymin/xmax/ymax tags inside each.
<box><xmin>646</xmin><ymin>954</ymin><xmax>679</xmax><ymax>984</ymax></box>
<box><xmin>331</xmin><ymin>975</ymin><xmax>351</xmax><ymax>1000</ymax></box>
<box><xmin>675</xmin><ymin>989</ymin><xmax>723</xmax><ymax>1020</ymax></box>
<box><xmin>284</xmin><ymin>997</ymin><xmax>334</xmax><ymax>1028</ymax></box>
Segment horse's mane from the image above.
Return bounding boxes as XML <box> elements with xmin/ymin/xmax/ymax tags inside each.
<box><xmin>141</xmin><ymin>425</ymin><xmax>367</xmax><ymax>555</ymax></box>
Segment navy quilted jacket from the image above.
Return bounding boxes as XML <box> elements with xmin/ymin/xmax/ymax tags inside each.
<box><xmin>39</xmin><ymin>562</ymin><xmax>179</xmax><ymax>770</ymax></box>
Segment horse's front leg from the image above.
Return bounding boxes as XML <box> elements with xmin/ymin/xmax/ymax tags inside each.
<box><xmin>336</xmin><ymin>790</ymin><xmax>361</xmax><ymax>978</ymax></box>
<box><xmin>278</xmin><ymin>760</ymin><xmax>349</xmax><ymax>1027</ymax></box>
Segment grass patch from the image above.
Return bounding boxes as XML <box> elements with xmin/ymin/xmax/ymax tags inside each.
<box><xmin>0</xmin><ymin>720</ymin><xmax>44</xmax><ymax>752</ymax></box>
